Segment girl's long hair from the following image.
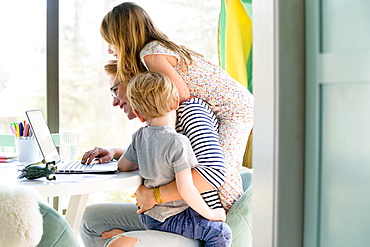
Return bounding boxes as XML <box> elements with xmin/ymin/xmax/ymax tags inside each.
<box><xmin>100</xmin><ymin>2</ymin><xmax>201</xmax><ymax>84</ymax></box>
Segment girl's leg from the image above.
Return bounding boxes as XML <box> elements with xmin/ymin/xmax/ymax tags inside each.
<box><xmin>80</xmin><ymin>202</ymin><xmax>145</xmax><ymax>247</ymax></box>
<box><xmin>218</xmin><ymin>116</ymin><xmax>251</xmax><ymax>210</ymax></box>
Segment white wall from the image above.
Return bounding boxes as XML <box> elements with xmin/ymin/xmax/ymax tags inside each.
<box><xmin>253</xmin><ymin>0</ymin><xmax>305</xmax><ymax>246</ymax></box>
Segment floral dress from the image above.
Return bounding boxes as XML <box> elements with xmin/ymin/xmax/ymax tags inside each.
<box><xmin>140</xmin><ymin>41</ymin><xmax>254</xmax><ymax>210</ymax></box>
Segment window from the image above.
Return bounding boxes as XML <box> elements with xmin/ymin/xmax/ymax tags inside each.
<box><xmin>0</xmin><ymin>1</ymin><xmax>46</xmax><ymax>134</ymax></box>
<box><xmin>0</xmin><ymin>0</ymin><xmax>220</xmax><ymax>159</ymax></box>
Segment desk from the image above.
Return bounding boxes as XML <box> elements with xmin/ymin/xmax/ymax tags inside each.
<box><xmin>0</xmin><ymin>161</ymin><xmax>142</xmax><ymax>235</ymax></box>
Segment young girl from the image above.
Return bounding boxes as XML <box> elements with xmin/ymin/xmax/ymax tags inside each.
<box><xmin>100</xmin><ymin>2</ymin><xmax>254</xmax><ymax>211</ymax></box>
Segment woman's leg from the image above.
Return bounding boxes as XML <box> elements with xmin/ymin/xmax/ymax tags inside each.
<box><xmin>80</xmin><ymin>202</ymin><xmax>145</xmax><ymax>247</ymax></box>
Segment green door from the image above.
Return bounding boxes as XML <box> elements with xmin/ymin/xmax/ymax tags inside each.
<box><xmin>305</xmin><ymin>1</ymin><xmax>370</xmax><ymax>247</ymax></box>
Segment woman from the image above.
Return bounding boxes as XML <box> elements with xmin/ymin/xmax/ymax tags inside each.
<box><xmin>80</xmin><ymin>62</ymin><xmax>227</xmax><ymax>246</ymax></box>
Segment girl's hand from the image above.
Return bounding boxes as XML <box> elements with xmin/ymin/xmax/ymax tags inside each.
<box><xmin>81</xmin><ymin>147</ymin><xmax>114</xmax><ymax>165</ymax></box>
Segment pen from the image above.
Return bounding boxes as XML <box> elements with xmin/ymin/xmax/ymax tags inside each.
<box><xmin>9</xmin><ymin>124</ymin><xmax>15</xmax><ymax>136</ymax></box>
<box><xmin>19</xmin><ymin>122</ymin><xmax>24</xmax><ymax>138</ymax></box>
<box><xmin>23</xmin><ymin>123</ymin><xmax>30</xmax><ymax>137</ymax></box>
<box><xmin>14</xmin><ymin>123</ymin><xmax>19</xmax><ymax>137</ymax></box>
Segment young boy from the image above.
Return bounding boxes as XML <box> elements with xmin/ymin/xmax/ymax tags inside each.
<box><xmin>113</xmin><ymin>71</ymin><xmax>231</xmax><ymax>247</ymax></box>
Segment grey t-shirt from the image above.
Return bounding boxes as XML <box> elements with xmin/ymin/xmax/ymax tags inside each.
<box><xmin>124</xmin><ymin>126</ymin><xmax>198</xmax><ymax>222</ymax></box>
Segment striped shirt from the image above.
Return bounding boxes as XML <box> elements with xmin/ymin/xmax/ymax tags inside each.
<box><xmin>176</xmin><ymin>98</ymin><xmax>226</xmax><ymax>191</ymax></box>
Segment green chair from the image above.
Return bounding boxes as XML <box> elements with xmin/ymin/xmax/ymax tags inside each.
<box><xmin>38</xmin><ymin>202</ymin><xmax>80</xmax><ymax>247</ymax></box>
<box><xmin>226</xmin><ymin>169</ymin><xmax>253</xmax><ymax>246</ymax></box>
<box><xmin>104</xmin><ymin>169</ymin><xmax>253</xmax><ymax>247</ymax></box>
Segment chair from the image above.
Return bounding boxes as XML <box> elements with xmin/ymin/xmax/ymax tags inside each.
<box><xmin>0</xmin><ymin>133</ymin><xmax>60</xmax><ymax>152</ymax></box>
<box><xmin>104</xmin><ymin>169</ymin><xmax>253</xmax><ymax>247</ymax></box>
<box><xmin>38</xmin><ymin>202</ymin><xmax>80</xmax><ymax>247</ymax></box>
<box><xmin>0</xmin><ymin>134</ymin><xmax>16</xmax><ymax>152</ymax></box>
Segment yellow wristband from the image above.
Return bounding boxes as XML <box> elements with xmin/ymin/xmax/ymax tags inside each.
<box><xmin>153</xmin><ymin>187</ymin><xmax>163</xmax><ymax>204</ymax></box>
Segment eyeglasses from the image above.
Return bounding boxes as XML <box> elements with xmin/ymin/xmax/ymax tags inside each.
<box><xmin>110</xmin><ymin>82</ymin><xmax>122</xmax><ymax>98</ymax></box>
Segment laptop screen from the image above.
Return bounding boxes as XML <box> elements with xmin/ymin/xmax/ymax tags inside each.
<box><xmin>26</xmin><ymin>110</ymin><xmax>61</xmax><ymax>163</ymax></box>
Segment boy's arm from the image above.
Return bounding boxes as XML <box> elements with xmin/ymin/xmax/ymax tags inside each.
<box><xmin>176</xmin><ymin>167</ymin><xmax>225</xmax><ymax>222</ymax></box>
<box><xmin>117</xmin><ymin>155</ymin><xmax>138</xmax><ymax>172</ymax></box>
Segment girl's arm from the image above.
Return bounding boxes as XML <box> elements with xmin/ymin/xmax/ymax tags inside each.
<box><xmin>143</xmin><ymin>54</ymin><xmax>190</xmax><ymax>103</ymax></box>
<box><xmin>176</xmin><ymin>167</ymin><xmax>225</xmax><ymax>222</ymax></box>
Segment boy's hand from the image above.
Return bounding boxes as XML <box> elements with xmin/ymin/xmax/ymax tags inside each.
<box><xmin>209</xmin><ymin>208</ymin><xmax>226</xmax><ymax>222</ymax></box>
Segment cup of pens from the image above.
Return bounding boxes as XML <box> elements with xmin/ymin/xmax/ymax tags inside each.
<box><xmin>16</xmin><ymin>137</ymin><xmax>39</xmax><ymax>162</ymax></box>
<box><xmin>10</xmin><ymin>121</ymin><xmax>40</xmax><ymax>163</ymax></box>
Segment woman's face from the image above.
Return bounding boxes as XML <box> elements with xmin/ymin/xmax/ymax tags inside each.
<box><xmin>109</xmin><ymin>74</ymin><xmax>136</xmax><ymax>120</ymax></box>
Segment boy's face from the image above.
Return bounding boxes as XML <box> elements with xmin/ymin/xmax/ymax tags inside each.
<box><xmin>109</xmin><ymin>75</ymin><xmax>136</xmax><ymax>120</ymax></box>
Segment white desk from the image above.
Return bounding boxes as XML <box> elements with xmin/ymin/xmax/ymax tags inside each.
<box><xmin>0</xmin><ymin>161</ymin><xmax>142</xmax><ymax>235</ymax></box>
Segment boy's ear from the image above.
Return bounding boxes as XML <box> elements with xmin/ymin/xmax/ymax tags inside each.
<box><xmin>174</xmin><ymin>97</ymin><xmax>179</xmax><ymax>110</ymax></box>
<box><xmin>133</xmin><ymin>109</ymin><xmax>146</xmax><ymax>122</ymax></box>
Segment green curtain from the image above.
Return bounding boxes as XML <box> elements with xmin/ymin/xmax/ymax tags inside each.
<box><xmin>218</xmin><ymin>0</ymin><xmax>252</xmax><ymax>93</ymax></box>
<box><xmin>218</xmin><ymin>0</ymin><xmax>253</xmax><ymax>168</ymax></box>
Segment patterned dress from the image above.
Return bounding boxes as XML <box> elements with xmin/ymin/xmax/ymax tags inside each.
<box><xmin>140</xmin><ymin>41</ymin><xmax>254</xmax><ymax>210</ymax></box>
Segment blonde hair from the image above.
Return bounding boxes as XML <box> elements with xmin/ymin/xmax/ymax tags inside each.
<box><xmin>100</xmin><ymin>2</ymin><xmax>201</xmax><ymax>85</ymax></box>
<box><xmin>127</xmin><ymin>72</ymin><xmax>179</xmax><ymax>119</ymax></box>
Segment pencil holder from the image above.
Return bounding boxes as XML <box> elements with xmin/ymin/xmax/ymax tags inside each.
<box><xmin>16</xmin><ymin>138</ymin><xmax>40</xmax><ymax>163</ymax></box>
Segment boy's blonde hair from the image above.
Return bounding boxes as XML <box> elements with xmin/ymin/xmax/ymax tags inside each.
<box><xmin>127</xmin><ymin>72</ymin><xmax>179</xmax><ymax>119</ymax></box>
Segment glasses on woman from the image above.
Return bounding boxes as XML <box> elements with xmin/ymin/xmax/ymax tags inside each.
<box><xmin>110</xmin><ymin>82</ymin><xmax>121</xmax><ymax>98</ymax></box>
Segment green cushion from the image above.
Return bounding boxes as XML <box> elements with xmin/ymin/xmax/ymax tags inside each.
<box><xmin>226</xmin><ymin>186</ymin><xmax>253</xmax><ymax>247</ymax></box>
<box><xmin>240</xmin><ymin>169</ymin><xmax>253</xmax><ymax>191</ymax></box>
<box><xmin>37</xmin><ymin>202</ymin><xmax>80</xmax><ymax>247</ymax></box>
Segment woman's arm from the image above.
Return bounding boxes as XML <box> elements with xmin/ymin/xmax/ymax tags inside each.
<box><xmin>81</xmin><ymin>147</ymin><xmax>126</xmax><ymax>164</ymax></box>
<box><xmin>136</xmin><ymin>168</ymin><xmax>213</xmax><ymax>213</ymax></box>
<box><xmin>176</xmin><ymin>168</ymin><xmax>225</xmax><ymax>221</ymax></box>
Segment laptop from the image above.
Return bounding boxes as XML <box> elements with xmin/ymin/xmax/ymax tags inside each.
<box><xmin>26</xmin><ymin>110</ymin><xmax>118</xmax><ymax>174</ymax></box>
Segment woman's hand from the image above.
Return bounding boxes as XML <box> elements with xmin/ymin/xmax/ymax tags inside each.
<box><xmin>81</xmin><ymin>147</ymin><xmax>114</xmax><ymax>164</ymax></box>
<box><xmin>135</xmin><ymin>185</ymin><xmax>157</xmax><ymax>213</ymax></box>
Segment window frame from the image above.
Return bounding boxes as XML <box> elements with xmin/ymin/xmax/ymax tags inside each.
<box><xmin>46</xmin><ymin>0</ymin><xmax>59</xmax><ymax>133</ymax></box>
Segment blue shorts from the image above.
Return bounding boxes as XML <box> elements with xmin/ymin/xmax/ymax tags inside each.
<box><xmin>139</xmin><ymin>207</ymin><xmax>231</xmax><ymax>247</ymax></box>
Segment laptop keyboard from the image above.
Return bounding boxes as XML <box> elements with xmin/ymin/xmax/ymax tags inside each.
<box><xmin>62</xmin><ymin>160</ymin><xmax>94</xmax><ymax>170</ymax></box>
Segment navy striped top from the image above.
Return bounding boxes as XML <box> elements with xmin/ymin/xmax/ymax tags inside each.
<box><xmin>176</xmin><ymin>98</ymin><xmax>226</xmax><ymax>189</ymax></box>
